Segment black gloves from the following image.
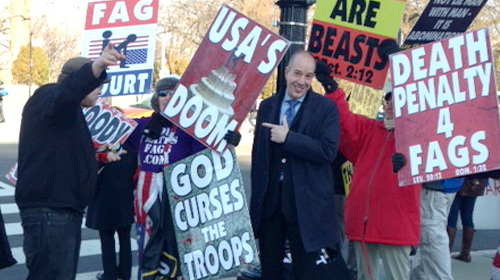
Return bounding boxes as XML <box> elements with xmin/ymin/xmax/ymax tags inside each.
<box><xmin>315</xmin><ymin>60</ymin><xmax>338</xmax><ymax>94</ymax></box>
<box><xmin>224</xmin><ymin>130</ymin><xmax>241</xmax><ymax>147</ymax></box>
<box><xmin>392</xmin><ymin>153</ymin><xmax>406</xmax><ymax>173</ymax></box>
<box><xmin>377</xmin><ymin>39</ymin><xmax>401</xmax><ymax>64</ymax></box>
<box><xmin>143</xmin><ymin>112</ymin><xmax>170</xmax><ymax>139</ymax></box>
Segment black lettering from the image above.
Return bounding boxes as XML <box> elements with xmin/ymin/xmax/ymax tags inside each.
<box><xmin>348</xmin><ymin>0</ymin><xmax>366</xmax><ymax>25</ymax></box>
<box><xmin>308</xmin><ymin>24</ymin><xmax>325</xmax><ymax>53</ymax></box>
<box><xmin>350</xmin><ymin>35</ymin><xmax>365</xmax><ymax>64</ymax></box>
<box><xmin>84</xmin><ymin>105</ymin><xmax>101</xmax><ymax>126</ymax></box>
<box><xmin>97</xmin><ymin>117</ymin><xmax>120</xmax><ymax>143</ymax></box>
<box><xmin>89</xmin><ymin>111</ymin><xmax>111</xmax><ymax>138</ymax></box>
<box><xmin>330</xmin><ymin>0</ymin><xmax>348</xmax><ymax>22</ymax></box>
<box><xmin>346</xmin><ymin>65</ymin><xmax>354</xmax><ymax>78</ymax></box>
<box><xmin>365</xmin><ymin>1</ymin><xmax>380</xmax><ymax>28</ymax></box>
<box><xmin>373</xmin><ymin>38</ymin><xmax>387</xmax><ymax>70</ymax></box>
<box><xmin>364</xmin><ymin>37</ymin><xmax>379</xmax><ymax>67</ymax></box>
<box><xmin>110</xmin><ymin>122</ymin><xmax>134</xmax><ymax>144</ymax></box>
<box><xmin>331</xmin><ymin>0</ymin><xmax>380</xmax><ymax>28</ymax></box>
<box><xmin>322</xmin><ymin>27</ymin><xmax>337</xmax><ymax>57</ymax></box>
<box><xmin>334</xmin><ymin>31</ymin><xmax>350</xmax><ymax>61</ymax></box>
<box><xmin>365</xmin><ymin>70</ymin><xmax>373</xmax><ymax>83</ymax></box>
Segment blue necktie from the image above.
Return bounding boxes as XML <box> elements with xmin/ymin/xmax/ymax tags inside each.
<box><xmin>285</xmin><ymin>100</ymin><xmax>299</xmax><ymax>126</ymax></box>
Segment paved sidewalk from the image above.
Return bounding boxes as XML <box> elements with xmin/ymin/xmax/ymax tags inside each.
<box><xmin>218</xmin><ymin>251</ymin><xmax>495</xmax><ymax>280</ymax></box>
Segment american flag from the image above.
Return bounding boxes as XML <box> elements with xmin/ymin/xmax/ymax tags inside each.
<box><xmin>125</xmin><ymin>49</ymin><xmax>148</xmax><ymax>65</ymax></box>
<box><xmin>88</xmin><ymin>35</ymin><xmax>149</xmax><ymax>65</ymax></box>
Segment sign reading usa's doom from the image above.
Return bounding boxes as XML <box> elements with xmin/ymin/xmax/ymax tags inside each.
<box><xmin>309</xmin><ymin>0</ymin><xmax>407</xmax><ymax>89</ymax></box>
<box><xmin>391</xmin><ymin>28</ymin><xmax>500</xmax><ymax>186</ymax></box>
<box><xmin>162</xmin><ymin>4</ymin><xmax>289</xmax><ymax>153</ymax></box>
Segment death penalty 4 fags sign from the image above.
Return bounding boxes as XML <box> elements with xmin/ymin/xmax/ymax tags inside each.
<box><xmin>162</xmin><ymin>4</ymin><xmax>289</xmax><ymax>153</ymax></box>
<box><xmin>81</xmin><ymin>0</ymin><xmax>159</xmax><ymax>97</ymax></box>
<box><xmin>164</xmin><ymin>148</ymin><xmax>258</xmax><ymax>280</ymax></box>
<box><xmin>391</xmin><ymin>28</ymin><xmax>500</xmax><ymax>187</ymax></box>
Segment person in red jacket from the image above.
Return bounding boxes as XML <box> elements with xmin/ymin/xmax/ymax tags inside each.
<box><xmin>316</xmin><ymin>59</ymin><xmax>421</xmax><ymax>280</ymax></box>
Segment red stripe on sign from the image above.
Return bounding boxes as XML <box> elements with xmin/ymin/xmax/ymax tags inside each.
<box><xmin>89</xmin><ymin>36</ymin><xmax>149</xmax><ymax>45</ymax></box>
<box><xmin>85</xmin><ymin>0</ymin><xmax>159</xmax><ymax>30</ymax></box>
<box><xmin>87</xmin><ymin>36</ymin><xmax>149</xmax><ymax>60</ymax></box>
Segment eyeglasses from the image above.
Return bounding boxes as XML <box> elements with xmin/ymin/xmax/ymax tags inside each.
<box><xmin>158</xmin><ymin>90</ymin><xmax>173</xmax><ymax>97</ymax></box>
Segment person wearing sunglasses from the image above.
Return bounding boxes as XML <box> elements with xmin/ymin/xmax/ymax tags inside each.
<box><xmin>108</xmin><ymin>75</ymin><xmax>241</xmax><ymax>280</ymax></box>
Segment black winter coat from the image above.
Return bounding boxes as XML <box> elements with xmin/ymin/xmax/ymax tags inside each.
<box><xmin>251</xmin><ymin>88</ymin><xmax>341</xmax><ymax>253</ymax></box>
<box><xmin>86</xmin><ymin>142</ymin><xmax>136</xmax><ymax>230</ymax></box>
<box><xmin>16</xmin><ymin>63</ymin><xmax>107</xmax><ymax>212</ymax></box>
<box><xmin>0</xmin><ymin>208</ymin><xmax>16</xmax><ymax>269</ymax></box>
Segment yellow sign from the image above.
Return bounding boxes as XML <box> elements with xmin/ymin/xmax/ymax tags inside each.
<box><xmin>313</xmin><ymin>0</ymin><xmax>406</xmax><ymax>38</ymax></box>
<box><xmin>341</xmin><ymin>161</ymin><xmax>353</xmax><ymax>196</ymax></box>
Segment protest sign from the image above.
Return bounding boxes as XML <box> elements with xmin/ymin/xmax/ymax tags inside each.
<box><xmin>6</xmin><ymin>102</ymin><xmax>138</xmax><ymax>185</ymax></box>
<box><xmin>341</xmin><ymin>161</ymin><xmax>353</xmax><ymax>195</ymax></box>
<box><xmin>83</xmin><ymin>101</ymin><xmax>138</xmax><ymax>149</ymax></box>
<box><xmin>81</xmin><ymin>0</ymin><xmax>159</xmax><ymax>97</ymax></box>
<box><xmin>162</xmin><ymin>4</ymin><xmax>289</xmax><ymax>153</ymax></box>
<box><xmin>402</xmin><ymin>0</ymin><xmax>487</xmax><ymax>50</ymax></box>
<box><xmin>348</xmin><ymin>83</ymin><xmax>384</xmax><ymax>118</ymax></box>
<box><xmin>308</xmin><ymin>0</ymin><xmax>407</xmax><ymax>89</ymax></box>
<box><xmin>164</xmin><ymin>148</ymin><xmax>258</xmax><ymax>280</ymax></box>
<box><xmin>391</xmin><ymin>28</ymin><xmax>500</xmax><ymax>186</ymax></box>
<box><xmin>5</xmin><ymin>163</ymin><xmax>17</xmax><ymax>185</ymax></box>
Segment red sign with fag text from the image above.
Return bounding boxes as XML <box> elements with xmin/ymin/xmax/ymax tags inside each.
<box><xmin>391</xmin><ymin>28</ymin><xmax>500</xmax><ymax>186</ymax></box>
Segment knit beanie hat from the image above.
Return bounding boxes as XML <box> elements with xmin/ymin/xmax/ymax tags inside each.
<box><xmin>57</xmin><ymin>57</ymin><xmax>110</xmax><ymax>85</ymax></box>
<box><xmin>151</xmin><ymin>75</ymin><xmax>180</xmax><ymax>113</ymax></box>
<box><xmin>57</xmin><ymin>57</ymin><xmax>92</xmax><ymax>84</ymax></box>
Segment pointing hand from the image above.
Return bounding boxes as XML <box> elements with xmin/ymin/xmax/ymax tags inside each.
<box><xmin>262</xmin><ymin>115</ymin><xmax>289</xmax><ymax>143</ymax></box>
<box><xmin>92</xmin><ymin>43</ymin><xmax>126</xmax><ymax>78</ymax></box>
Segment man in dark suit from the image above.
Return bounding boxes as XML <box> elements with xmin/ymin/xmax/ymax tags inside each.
<box><xmin>250</xmin><ymin>51</ymin><xmax>350</xmax><ymax>280</ymax></box>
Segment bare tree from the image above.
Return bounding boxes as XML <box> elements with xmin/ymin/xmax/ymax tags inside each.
<box><xmin>30</xmin><ymin>0</ymin><xmax>85</xmax><ymax>83</ymax></box>
<box><xmin>0</xmin><ymin>2</ymin><xmax>11</xmax><ymax>77</ymax></box>
<box><xmin>157</xmin><ymin>0</ymin><xmax>226</xmax><ymax>76</ymax></box>
<box><xmin>156</xmin><ymin>0</ymin><xmax>275</xmax><ymax>83</ymax></box>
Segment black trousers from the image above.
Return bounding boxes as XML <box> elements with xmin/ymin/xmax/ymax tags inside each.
<box><xmin>99</xmin><ymin>226</ymin><xmax>132</xmax><ymax>280</ymax></box>
<box><xmin>259</xmin><ymin>209</ymin><xmax>351</xmax><ymax>280</ymax></box>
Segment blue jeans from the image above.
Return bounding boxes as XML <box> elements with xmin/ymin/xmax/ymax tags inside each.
<box><xmin>20</xmin><ymin>207</ymin><xmax>83</xmax><ymax>280</ymax></box>
<box><xmin>447</xmin><ymin>193</ymin><xmax>477</xmax><ymax>228</ymax></box>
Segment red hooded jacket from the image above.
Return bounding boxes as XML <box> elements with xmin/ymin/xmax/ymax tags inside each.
<box><xmin>326</xmin><ymin>88</ymin><xmax>421</xmax><ymax>246</ymax></box>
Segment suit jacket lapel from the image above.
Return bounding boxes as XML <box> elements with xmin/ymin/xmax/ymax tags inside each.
<box><xmin>270</xmin><ymin>88</ymin><xmax>286</xmax><ymax>125</ymax></box>
<box><xmin>297</xmin><ymin>90</ymin><xmax>313</xmax><ymax>133</ymax></box>
<box><xmin>265</xmin><ymin>90</ymin><xmax>284</xmax><ymax>162</ymax></box>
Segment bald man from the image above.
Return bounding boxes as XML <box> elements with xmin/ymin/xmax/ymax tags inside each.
<box><xmin>250</xmin><ymin>51</ymin><xmax>350</xmax><ymax>279</ymax></box>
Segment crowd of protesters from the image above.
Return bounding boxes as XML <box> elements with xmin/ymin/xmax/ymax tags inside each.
<box><xmin>1</xmin><ymin>36</ymin><xmax>500</xmax><ymax>280</ymax></box>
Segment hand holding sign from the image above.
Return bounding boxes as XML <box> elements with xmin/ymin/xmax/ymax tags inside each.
<box><xmin>92</xmin><ymin>43</ymin><xmax>126</xmax><ymax>79</ymax></box>
<box><xmin>377</xmin><ymin>39</ymin><xmax>400</xmax><ymax>65</ymax></box>
<box><xmin>315</xmin><ymin>60</ymin><xmax>337</xmax><ymax>94</ymax></box>
<box><xmin>262</xmin><ymin>115</ymin><xmax>289</xmax><ymax>143</ymax></box>
<box><xmin>96</xmin><ymin>143</ymin><xmax>128</xmax><ymax>163</ymax></box>
<box><xmin>392</xmin><ymin>153</ymin><xmax>406</xmax><ymax>173</ymax></box>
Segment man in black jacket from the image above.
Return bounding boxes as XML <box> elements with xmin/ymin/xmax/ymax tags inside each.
<box><xmin>251</xmin><ymin>51</ymin><xmax>350</xmax><ymax>279</ymax></box>
<box><xmin>15</xmin><ymin>43</ymin><xmax>124</xmax><ymax>280</ymax></box>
